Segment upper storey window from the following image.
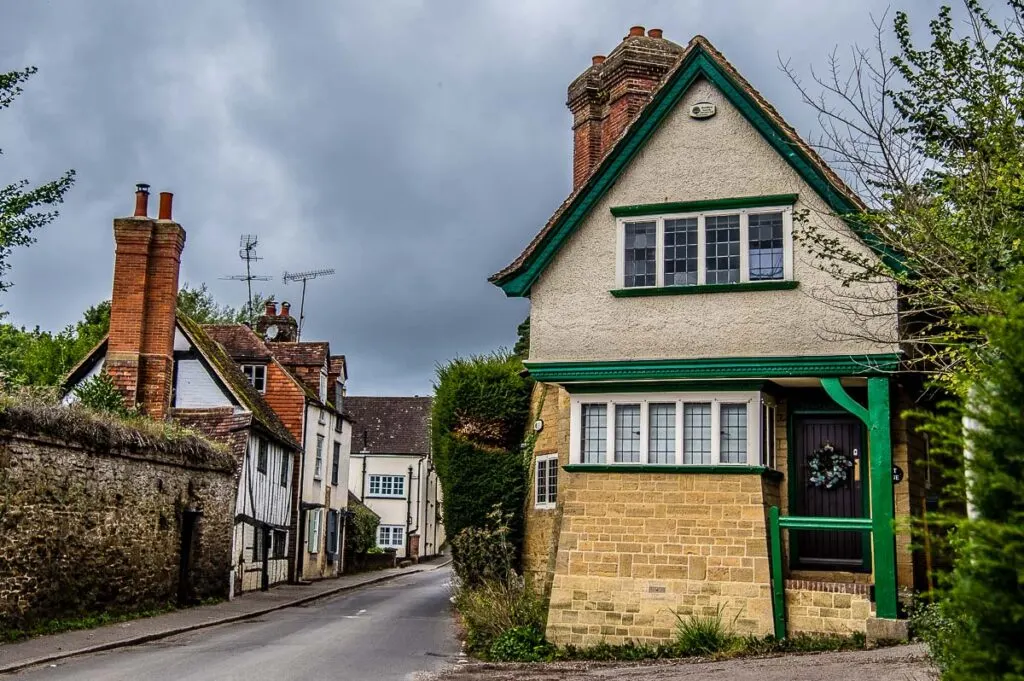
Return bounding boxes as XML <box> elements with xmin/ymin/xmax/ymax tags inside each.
<box><xmin>616</xmin><ymin>206</ymin><xmax>793</xmax><ymax>289</ymax></box>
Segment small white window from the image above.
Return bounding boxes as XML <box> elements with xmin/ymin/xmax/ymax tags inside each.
<box><xmin>581</xmin><ymin>404</ymin><xmax>607</xmax><ymax>464</ymax></box>
<box><xmin>368</xmin><ymin>474</ymin><xmax>405</xmax><ymax>498</ymax></box>
<box><xmin>377</xmin><ymin>525</ymin><xmax>405</xmax><ymax>549</ymax></box>
<box><xmin>319</xmin><ymin>368</ymin><xmax>328</xmax><ymax>403</ymax></box>
<box><xmin>535</xmin><ymin>455</ymin><xmax>558</xmax><ymax>508</ymax></box>
<box><xmin>242</xmin><ymin>364</ymin><xmax>266</xmax><ymax>392</ymax></box>
<box><xmin>314</xmin><ymin>435</ymin><xmax>324</xmax><ymax>480</ymax></box>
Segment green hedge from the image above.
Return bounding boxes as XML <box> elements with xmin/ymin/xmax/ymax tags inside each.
<box><xmin>432</xmin><ymin>352</ymin><xmax>531</xmax><ymax>558</ymax></box>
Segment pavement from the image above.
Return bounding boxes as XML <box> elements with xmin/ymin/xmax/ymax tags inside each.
<box><xmin>0</xmin><ymin>557</ymin><xmax>452</xmax><ymax>677</ymax></box>
<box><xmin>429</xmin><ymin>643</ymin><xmax>936</xmax><ymax>681</ymax></box>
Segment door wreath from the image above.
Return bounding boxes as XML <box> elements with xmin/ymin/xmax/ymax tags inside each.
<box><xmin>808</xmin><ymin>441</ymin><xmax>852</xmax><ymax>489</ymax></box>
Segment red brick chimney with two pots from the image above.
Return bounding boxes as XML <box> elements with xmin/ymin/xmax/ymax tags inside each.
<box><xmin>105</xmin><ymin>184</ymin><xmax>186</xmax><ymax>419</ymax></box>
<box><xmin>567</xmin><ymin>26</ymin><xmax>684</xmax><ymax>189</ymax></box>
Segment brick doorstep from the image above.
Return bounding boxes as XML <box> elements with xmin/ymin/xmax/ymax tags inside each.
<box><xmin>0</xmin><ymin>559</ymin><xmax>451</xmax><ymax>675</ymax></box>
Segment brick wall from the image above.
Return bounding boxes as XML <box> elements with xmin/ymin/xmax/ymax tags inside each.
<box><xmin>0</xmin><ymin>429</ymin><xmax>235</xmax><ymax>630</ymax></box>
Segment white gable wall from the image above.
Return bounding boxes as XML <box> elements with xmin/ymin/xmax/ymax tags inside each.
<box><xmin>528</xmin><ymin>78</ymin><xmax>899</xmax><ymax>363</ymax></box>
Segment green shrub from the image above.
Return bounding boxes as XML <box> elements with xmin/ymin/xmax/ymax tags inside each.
<box><xmin>454</xmin><ymin>573</ymin><xmax>546</xmax><ymax>657</ymax></box>
<box><xmin>432</xmin><ymin>352</ymin><xmax>531</xmax><ymax>571</ymax></box>
<box><xmin>909</xmin><ymin>599</ymin><xmax>962</xmax><ymax>672</ymax></box>
<box><xmin>450</xmin><ymin>507</ymin><xmax>517</xmax><ymax>587</ymax></box>
<box><xmin>488</xmin><ymin>625</ymin><xmax>552</xmax><ymax>662</ymax></box>
<box><xmin>71</xmin><ymin>372</ymin><xmax>135</xmax><ymax>418</ymax></box>
<box><xmin>673</xmin><ymin>605</ymin><xmax>738</xmax><ymax>657</ymax></box>
<box><xmin>344</xmin><ymin>503</ymin><xmax>380</xmax><ymax>555</ymax></box>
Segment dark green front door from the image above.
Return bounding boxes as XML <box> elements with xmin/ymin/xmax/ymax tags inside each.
<box><xmin>791</xmin><ymin>415</ymin><xmax>871</xmax><ymax>572</ymax></box>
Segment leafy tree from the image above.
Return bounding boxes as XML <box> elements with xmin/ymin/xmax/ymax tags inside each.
<box><xmin>344</xmin><ymin>504</ymin><xmax>380</xmax><ymax>555</ymax></box>
<box><xmin>781</xmin><ymin>0</ymin><xmax>1024</xmax><ymax>393</ymax></box>
<box><xmin>1</xmin><ymin>67</ymin><xmax>75</xmax><ymax>294</ymax></box>
<box><xmin>513</xmin><ymin>317</ymin><xmax>530</xmax><ymax>360</ymax></box>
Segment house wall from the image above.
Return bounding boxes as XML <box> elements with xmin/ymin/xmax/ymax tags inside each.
<box><xmin>0</xmin><ymin>429</ymin><xmax>235</xmax><ymax>630</ymax></box>
<box><xmin>348</xmin><ymin>452</ymin><xmax>443</xmax><ymax>559</ymax></box>
<box><xmin>528</xmin><ymin>77</ymin><xmax>899</xmax><ymax>364</ymax></box>
<box><xmin>299</xmin><ymin>403</ymin><xmax>347</xmax><ymax>580</ymax></box>
<box><xmin>231</xmin><ymin>432</ymin><xmax>292</xmax><ymax>593</ymax></box>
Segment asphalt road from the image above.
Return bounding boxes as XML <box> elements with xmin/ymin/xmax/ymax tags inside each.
<box><xmin>12</xmin><ymin>567</ymin><xmax>459</xmax><ymax>681</ymax></box>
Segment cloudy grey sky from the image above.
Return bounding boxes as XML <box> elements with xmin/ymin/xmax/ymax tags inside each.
<box><xmin>0</xmin><ymin>0</ymin><xmax>944</xmax><ymax>395</ymax></box>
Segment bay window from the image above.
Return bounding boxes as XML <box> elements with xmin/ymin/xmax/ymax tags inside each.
<box><xmin>570</xmin><ymin>392</ymin><xmax>771</xmax><ymax>466</ymax></box>
<box><xmin>616</xmin><ymin>206</ymin><xmax>793</xmax><ymax>289</ymax></box>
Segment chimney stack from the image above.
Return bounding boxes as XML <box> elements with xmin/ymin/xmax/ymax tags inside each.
<box><xmin>567</xmin><ymin>27</ymin><xmax>684</xmax><ymax>189</ymax></box>
<box><xmin>106</xmin><ymin>184</ymin><xmax>186</xmax><ymax>419</ymax></box>
<box><xmin>255</xmin><ymin>300</ymin><xmax>298</xmax><ymax>342</ymax></box>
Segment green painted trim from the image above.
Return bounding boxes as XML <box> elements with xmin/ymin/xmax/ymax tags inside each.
<box><xmin>820</xmin><ymin>378</ymin><xmax>869</xmax><ymax>425</ymax></box>
<box><xmin>867</xmin><ymin>376</ymin><xmax>897</xmax><ymax>619</ymax></box>
<box><xmin>768</xmin><ymin>506</ymin><xmax>786</xmax><ymax>640</ymax></box>
<box><xmin>525</xmin><ymin>353</ymin><xmax>901</xmax><ymax>383</ymax></box>
<box><xmin>493</xmin><ymin>44</ymin><xmax>904</xmax><ymax>297</ymax></box>
<box><xmin>564</xmin><ymin>380</ymin><xmax>766</xmax><ymax>394</ymax></box>
<box><xmin>778</xmin><ymin>516</ymin><xmax>872</xmax><ymax>531</ymax></box>
<box><xmin>610</xmin><ymin>281</ymin><xmax>799</xmax><ymax>298</ymax></box>
<box><xmin>611</xmin><ymin>194</ymin><xmax>798</xmax><ymax>218</ymax></box>
<box><xmin>563</xmin><ymin>464</ymin><xmax>781</xmax><ymax>479</ymax></box>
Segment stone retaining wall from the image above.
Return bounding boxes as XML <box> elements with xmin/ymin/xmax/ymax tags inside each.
<box><xmin>0</xmin><ymin>429</ymin><xmax>236</xmax><ymax>631</ymax></box>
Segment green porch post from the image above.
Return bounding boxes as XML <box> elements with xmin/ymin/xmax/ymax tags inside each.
<box><xmin>820</xmin><ymin>376</ymin><xmax>897</xmax><ymax>619</ymax></box>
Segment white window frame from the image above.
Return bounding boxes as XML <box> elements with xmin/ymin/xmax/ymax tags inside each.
<box><xmin>368</xmin><ymin>474</ymin><xmax>406</xmax><ymax>498</ymax></box>
<box><xmin>569</xmin><ymin>391</ymin><xmax>762</xmax><ymax>466</ymax></box>
<box><xmin>616</xmin><ymin>206</ymin><xmax>794</xmax><ymax>289</ymax></box>
<box><xmin>314</xmin><ymin>435</ymin><xmax>324</xmax><ymax>481</ymax></box>
<box><xmin>535</xmin><ymin>454</ymin><xmax>558</xmax><ymax>509</ymax></box>
<box><xmin>242</xmin><ymin>364</ymin><xmax>267</xmax><ymax>393</ymax></box>
<box><xmin>377</xmin><ymin>524</ymin><xmax>405</xmax><ymax>549</ymax></box>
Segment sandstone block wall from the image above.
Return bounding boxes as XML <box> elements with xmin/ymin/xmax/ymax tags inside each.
<box><xmin>0</xmin><ymin>430</ymin><xmax>235</xmax><ymax>631</ymax></box>
<box><xmin>785</xmin><ymin>582</ymin><xmax>873</xmax><ymax>635</ymax></box>
<box><xmin>545</xmin><ymin>472</ymin><xmax>776</xmax><ymax>646</ymax></box>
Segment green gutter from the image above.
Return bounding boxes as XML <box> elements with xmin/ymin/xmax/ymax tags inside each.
<box><xmin>610</xmin><ymin>194</ymin><xmax>798</xmax><ymax>218</ymax></box>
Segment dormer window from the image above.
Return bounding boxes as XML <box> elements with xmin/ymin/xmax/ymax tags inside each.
<box><xmin>242</xmin><ymin>364</ymin><xmax>266</xmax><ymax>392</ymax></box>
<box><xmin>319</xmin><ymin>366</ymin><xmax>328</xmax><ymax>403</ymax></box>
<box><xmin>615</xmin><ymin>203</ymin><xmax>793</xmax><ymax>292</ymax></box>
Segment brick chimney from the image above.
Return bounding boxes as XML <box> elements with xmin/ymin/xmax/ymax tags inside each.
<box><xmin>255</xmin><ymin>299</ymin><xmax>298</xmax><ymax>342</ymax></box>
<box><xmin>567</xmin><ymin>27</ymin><xmax>684</xmax><ymax>189</ymax></box>
<box><xmin>106</xmin><ymin>184</ymin><xmax>186</xmax><ymax>419</ymax></box>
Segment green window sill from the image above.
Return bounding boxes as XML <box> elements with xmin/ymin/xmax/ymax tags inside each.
<box><xmin>610</xmin><ymin>280</ymin><xmax>798</xmax><ymax>298</ymax></box>
<box><xmin>563</xmin><ymin>464</ymin><xmax>783</xmax><ymax>481</ymax></box>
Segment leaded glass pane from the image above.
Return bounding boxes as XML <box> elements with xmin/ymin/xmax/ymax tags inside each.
<box><xmin>720</xmin><ymin>403</ymin><xmax>748</xmax><ymax>464</ymax></box>
<box><xmin>683</xmin><ymin>403</ymin><xmax>712</xmax><ymax>464</ymax></box>
<box><xmin>536</xmin><ymin>460</ymin><xmax>547</xmax><ymax>504</ymax></box>
<box><xmin>581</xmin><ymin>404</ymin><xmax>607</xmax><ymax>464</ymax></box>
<box><xmin>614</xmin><ymin>404</ymin><xmax>641</xmax><ymax>462</ymax></box>
<box><xmin>749</xmin><ymin>212</ymin><xmax>784</xmax><ymax>280</ymax></box>
<box><xmin>664</xmin><ymin>218</ymin><xmax>698</xmax><ymax>286</ymax></box>
<box><xmin>648</xmin><ymin>403</ymin><xmax>676</xmax><ymax>464</ymax></box>
<box><xmin>623</xmin><ymin>221</ymin><xmax>656</xmax><ymax>287</ymax></box>
<box><xmin>705</xmin><ymin>214</ymin><xmax>741</xmax><ymax>284</ymax></box>
<box><xmin>547</xmin><ymin>461</ymin><xmax>558</xmax><ymax>502</ymax></box>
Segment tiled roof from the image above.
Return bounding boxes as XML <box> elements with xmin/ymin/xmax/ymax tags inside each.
<box><xmin>345</xmin><ymin>396</ymin><xmax>432</xmax><ymax>455</ymax></box>
<box><xmin>348</xmin><ymin>490</ymin><xmax>379</xmax><ymax>520</ymax></box>
<box><xmin>490</xmin><ymin>34</ymin><xmax>865</xmax><ymax>286</ymax></box>
<box><xmin>170</xmin><ymin>407</ymin><xmax>251</xmax><ymax>471</ymax></box>
<box><xmin>203</xmin><ymin>324</ymin><xmax>272</xmax><ymax>362</ymax></box>
<box><xmin>269</xmin><ymin>342</ymin><xmax>329</xmax><ymax>367</ymax></box>
<box><xmin>177</xmin><ymin>314</ymin><xmax>300</xmax><ymax>451</ymax></box>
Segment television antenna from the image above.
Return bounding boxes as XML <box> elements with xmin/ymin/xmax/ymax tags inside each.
<box><xmin>282</xmin><ymin>268</ymin><xmax>335</xmax><ymax>340</ymax></box>
<box><xmin>221</xmin><ymin>234</ymin><xmax>271</xmax><ymax>325</ymax></box>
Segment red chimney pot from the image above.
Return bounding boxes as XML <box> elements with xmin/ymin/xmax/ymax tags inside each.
<box><xmin>265</xmin><ymin>301</ymin><xmax>277</xmax><ymax>316</ymax></box>
<box><xmin>280</xmin><ymin>301</ymin><xmax>291</xmax><ymax>317</ymax></box>
<box><xmin>158</xmin><ymin>192</ymin><xmax>173</xmax><ymax>220</ymax></box>
<box><xmin>628</xmin><ymin>25</ymin><xmax>645</xmax><ymax>37</ymax></box>
<box><xmin>647</xmin><ymin>28</ymin><xmax>663</xmax><ymax>38</ymax></box>
<box><xmin>134</xmin><ymin>183</ymin><xmax>150</xmax><ymax>217</ymax></box>
<box><xmin>592</xmin><ymin>55</ymin><xmax>606</xmax><ymax>66</ymax></box>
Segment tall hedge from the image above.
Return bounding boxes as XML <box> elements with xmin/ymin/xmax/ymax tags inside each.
<box><xmin>432</xmin><ymin>352</ymin><xmax>532</xmax><ymax>556</ymax></box>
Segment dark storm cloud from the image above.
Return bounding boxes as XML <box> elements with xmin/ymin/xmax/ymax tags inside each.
<box><xmin>0</xmin><ymin>0</ymin><xmax>943</xmax><ymax>394</ymax></box>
